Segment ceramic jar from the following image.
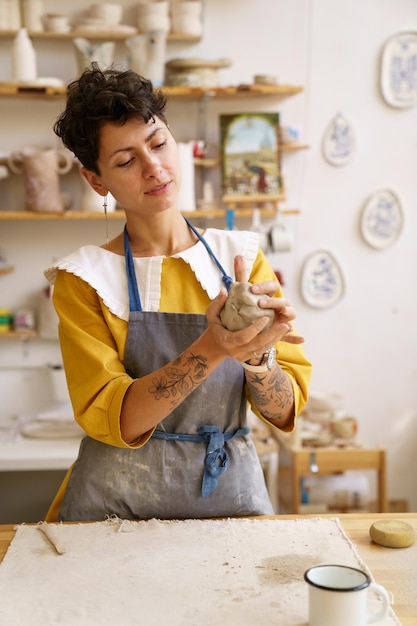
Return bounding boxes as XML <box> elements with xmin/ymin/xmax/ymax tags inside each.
<box><xmin>137</xmin><ymin>1</ymin><xmax>170</xmax><ymax>33</ymax></box>
<box><xmin>170</xmin><ymin>1</ymin><xmax>202</xmax><ymax>36</ymax></box>
<box><xmin>0</xmin><ymin>0</ymin><xmax>20</xmax><ymax>30</ymax></box>
<box><xmin>21</xmin><ymin>0</ymin><xmax>44</xmax><ymax>31</ymax></box>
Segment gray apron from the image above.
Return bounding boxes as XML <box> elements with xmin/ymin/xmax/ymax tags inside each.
<box><xmin>58</xmin><ymin>219</ymin><xmax>273</xmax><ymax>521</ymax></box>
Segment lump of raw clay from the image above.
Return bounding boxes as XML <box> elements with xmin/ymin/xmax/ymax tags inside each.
<box><xmin>220</xmin><ymin>282</ymin><xmax>275</xmax><ymax>331</ymax></box>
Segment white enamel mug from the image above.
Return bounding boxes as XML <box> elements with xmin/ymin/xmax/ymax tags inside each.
<box><xmin>304</xmin><ymin>565</ymin><xmax>390</xmax><ymax>626</ymax></box>
<box><xmin>269</xmin><ymin>221</ymin><xmax>293</xmax><ymax>252</ymax></box>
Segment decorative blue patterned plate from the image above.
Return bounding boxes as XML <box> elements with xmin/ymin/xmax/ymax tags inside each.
<box><xmin>360</xmin><ymin>189</ymin><xmax>403</xmax><ymax>249</ymax></box>
<box><xmin>301</xmin><ymin>250</ymin><xmax>345</xmax><ymax>308</ymax></box>
<box><xmin>381</xmin><ymin>32</ymin><xmax>417</xmax><ymax>108</ymax></box>
<box><xmin>322</xmin><ymin>112</ymin><xmax>356</xmax><ymax>166</ymax></box>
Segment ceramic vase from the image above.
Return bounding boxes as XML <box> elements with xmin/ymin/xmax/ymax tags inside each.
<box><xmin>8</xmin><ymin>148</ymin><xmax>72</xmax><ymax>213</ymax></box>
<box><xmin>12</xmin><ymin>28</ymin><xmax>37</xmax><ymax>82</ymax></box>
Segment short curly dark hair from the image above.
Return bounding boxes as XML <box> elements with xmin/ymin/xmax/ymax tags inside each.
<box><xmin>54</xmin><ymin>63</ymin><xmax>168</xmax><ymax>174</ymax></box>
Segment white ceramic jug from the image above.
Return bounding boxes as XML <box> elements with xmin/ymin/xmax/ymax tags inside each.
<box><xmin>126</xmin><ymin>31</ymin><xmax>167</xmax><ymax>86</ymax></box>
<box><xmin>73</xmin><ymin>38</ymin><xmax>116</xmax><ymax>73</ymax></box>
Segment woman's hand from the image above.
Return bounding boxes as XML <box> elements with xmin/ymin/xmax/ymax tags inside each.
<box><xmin>204</xmin><ymin>255</ymin><xmax>303</xmax><ymax>364</ymax></box>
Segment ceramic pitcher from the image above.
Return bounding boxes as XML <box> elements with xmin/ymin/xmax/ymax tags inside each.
<box><xmin>73</xmin><ymin>38</ymin><xmax>116</xmax><ymax>73</ymax></box>
<box><xmin>126</xmin><ymin>31</ymin><xmax>167</xmax><ymax>86</ymax></box>
<box><xmin>8</xmin><ymin>147</ymin><xmax>72</xmax><ymax>213</ymax></box>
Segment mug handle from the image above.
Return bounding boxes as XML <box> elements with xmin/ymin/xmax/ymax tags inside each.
<box><xmin>7</xmin><ymin>153</ymin><xmax>23</xmax><ymax>174</ymax></box>
<box><xmin>367</xmin><ymin>582</ymin><xmax>391</xmax><ymax>624</ymax></box>
<box><xmin>56</xmin><ymin>150</ymin><xmax>73</xmax><ymax>174</ymax></box>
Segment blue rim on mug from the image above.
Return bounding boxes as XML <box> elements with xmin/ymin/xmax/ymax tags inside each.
<box><xmin>304</xmin><ymin>565</ymin><xmax>371</xmax><ymax>592</ymax></box>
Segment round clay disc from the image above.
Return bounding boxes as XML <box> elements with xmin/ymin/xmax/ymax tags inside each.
<box><xmin>369</xmin><ymin>519</ymin><xmax>416</xmax><ymax>548</ymax></box>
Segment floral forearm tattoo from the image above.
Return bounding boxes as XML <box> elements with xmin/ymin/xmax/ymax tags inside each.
<box><xmin>148</xmin><ymin>352</ymin><xmax>209</xmax><ymax>408</ymax></box>
<box><xmin>247</xmin><ymin>366</ymin><xmax>293</xmax><ymax>423</ymax></box>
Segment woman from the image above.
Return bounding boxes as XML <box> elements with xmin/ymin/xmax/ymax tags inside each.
<box><xmin>44</xmin><ymin>64</ymin><xmax>311</xmax><ymax>522</ymax></box>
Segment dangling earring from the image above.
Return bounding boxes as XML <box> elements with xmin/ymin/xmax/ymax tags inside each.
<box><xmin>103</xmin><ymin>194</ymin><xmax>109</xmax><ymax>245</ymax></box>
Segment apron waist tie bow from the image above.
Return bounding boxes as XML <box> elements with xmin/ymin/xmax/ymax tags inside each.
<box><xmin>151</xmin><ymin>425</ymin><xmax>250</xmax><ymax>497</ymax></box>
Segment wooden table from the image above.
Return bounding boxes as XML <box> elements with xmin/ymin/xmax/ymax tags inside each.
<box><xmin>0</xmin><ymin>513</ymin><xmax>416</xmax><ymax>624</ymax></box>
<box><xmin>275</xmin><ymin>431</ymin><xmax>387</xmax><ymax>513</ymax></box>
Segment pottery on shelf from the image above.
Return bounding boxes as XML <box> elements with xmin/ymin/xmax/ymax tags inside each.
<box><xmin>165</xmin><ymin>57</ymin><xmax>232</xmax><ymax>88</ymax></box>
<box><xmin>8</xmin><ymin>148</ymin><xmax>72</xmax><ymax>213</ymax></box>
<box><xmin>73</xmin><ymin>38</ymin><xmax>116</xmax><ymax>73</ymax></box>
<box><xmin>126</xmin><ymin>31</ymin><xmax>167</xmax><ymax>87</ymax></box>
<box><xmin>136</xmin><ymin>1</ymin><xmax>170</xmax><ymax>33</ymax></box>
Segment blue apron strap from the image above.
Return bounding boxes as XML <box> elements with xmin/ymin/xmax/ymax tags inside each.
<box><xmin>183</xmin><ymin>216</ymin><xmax>234</xmax><ymax>292</ymax></box>
<box><xmin>152</xmin><ymin>425</ymin><xmax>250</xmax><ymax>496</ymax></box>
<box><xmin>124</xmin><ymin>225</ymin><xmax>142</xmax><ymax>312</ymax></box>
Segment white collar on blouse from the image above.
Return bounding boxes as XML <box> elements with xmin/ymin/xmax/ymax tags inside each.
<box><xmin>44</xmin><ymin>228</ymin><xmax>259</xmax><ymax>321</ymax></box>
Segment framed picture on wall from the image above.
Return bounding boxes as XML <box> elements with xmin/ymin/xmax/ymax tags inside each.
<box><xmin>219</xmin><ymin>112</ymin><xmax>282</xmax><ymax>205</ymax></box>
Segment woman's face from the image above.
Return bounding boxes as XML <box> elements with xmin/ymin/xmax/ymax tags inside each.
<box><xmin>84</xmin><ymin>116</ymin><xmax>181</xmax><ymax>216</ymax></box>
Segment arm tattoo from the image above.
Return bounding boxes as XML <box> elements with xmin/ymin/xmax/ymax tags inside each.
<box><xmin>248</xmin><ymin>366</ymin><xmax>293</xmax><ymax>422</ymax></box>
<box><xmin>148</xmin><ymin>352</ymin><xmax>209</xmax><ymax>408</ymax></box>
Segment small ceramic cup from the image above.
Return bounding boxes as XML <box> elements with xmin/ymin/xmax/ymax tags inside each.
<box><xmin>304</xmin><ymin>565</ymin><xmax>390</xmax><ymax>626</ymax></box>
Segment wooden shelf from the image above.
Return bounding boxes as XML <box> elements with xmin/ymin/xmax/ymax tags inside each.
<box><xmin>0</xmin><ymin>330</ymin><xmax>37</xmax><ymax>339</ymax></box>
<box><xmin>0</xmin><ymin>207</ymin><xmax>300</xmax><ymax>221</ymax></box>
<box><xmin>0</xmin><ymin>210</ymin><xmax>126</xmax><ymax>220</ymax></box>
<box><xmin>163</xmin><ymin>84</ymin><xmax>303</xmax><ymax>100</ymax></box>
<box><xmin>0</xmin><ymin>82</ymin><xmax>303</xmax><ymax>101</ymax></box>
<box><xmin>0</xmin><ymin>29</ymin><xmax>201</xmax><ymax>43</ymax></box>
<box><xmin>280</xmin><ymin>143</ymin><xmax>310</xmax><ymax>152</ymax></box>
<box><xmin>194</xmin><ymin>158</ymin><xmax>219</xmax><ymax>168</ymax></box>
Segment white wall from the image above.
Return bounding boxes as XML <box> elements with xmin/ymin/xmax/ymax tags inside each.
<box><xmin>0</xmin><ymin>0</ymin><xmax>416</xmax><ymax>510</ymax></box>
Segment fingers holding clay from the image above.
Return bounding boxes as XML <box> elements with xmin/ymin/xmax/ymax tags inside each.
<box><xmin>369</xmin><ymin>519</ymin><xmax>416</xmax><ymax>548</ymax></box>
<box><xmin>220</xmin><ymin>282</ymin><xmax>275</xmax><ymax>331</ymax></box>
